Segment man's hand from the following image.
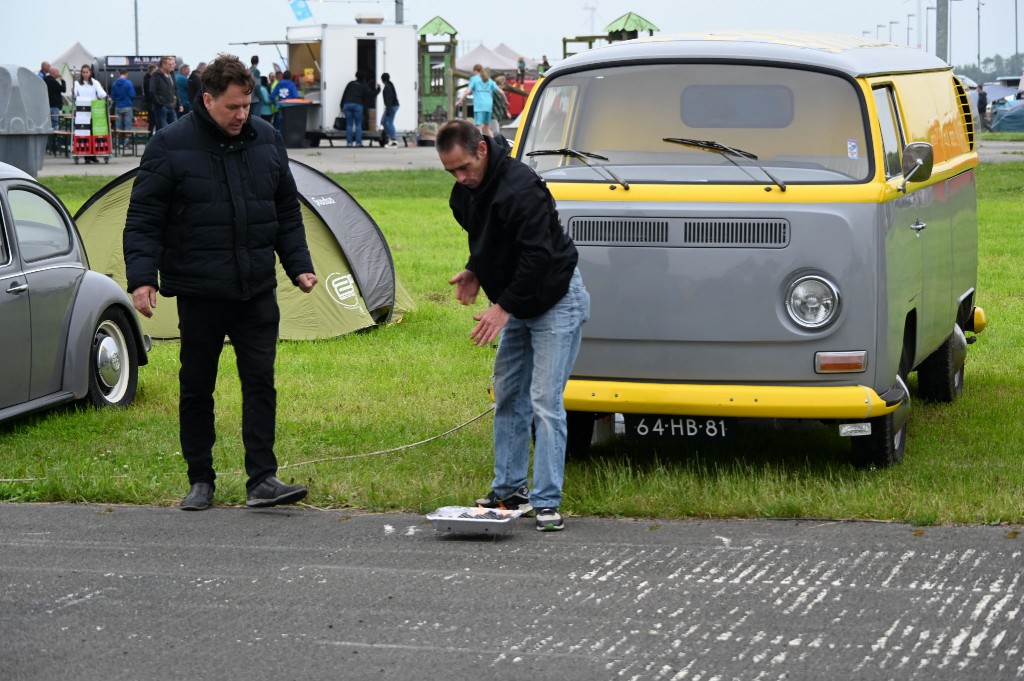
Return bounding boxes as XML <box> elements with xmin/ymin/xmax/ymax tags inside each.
<box><xmin>470</xmin><ymin>304</ymin><xmax>510</xmax><ymax>347</ymax></box>
<box><xmin>448</xmin><ymin>269</ymin><xmax>480</xmax><ymax>306</ymax></box>
<box><xmin>131</xmin><ymin>285</ymin><xmax>158</xmax><ymax>318</ymax></box>
<box><xmin>296</xmin><ymin>272</ymin><xmax>318</xmax><ymax>293</ymax></box>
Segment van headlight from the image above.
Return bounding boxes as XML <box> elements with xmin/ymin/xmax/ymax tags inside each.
<box><xmin>785</xmin><ymin>275</ymin><xmax>840</xmax><ymax>329</ymax></box>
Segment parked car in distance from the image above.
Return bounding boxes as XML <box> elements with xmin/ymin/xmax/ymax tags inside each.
<box><xmin>0</xmin><ymin>161</ymin><xmax>149</xmax><ymax>423</ymax></box>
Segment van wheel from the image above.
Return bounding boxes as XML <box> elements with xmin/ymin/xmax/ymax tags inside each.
<box><xmin>850</xmin><ymin>412</ymin><xmax>907</xmax><ymax>468</ymax></box>
<box><xmin>566</xmin><ymin>411</ymin><xmax>597</xmax><ymax>458</ymax></box>
<box><xmin>86</xmin><ymin>308</ymin><xmax>139</xmax><ymax>408</ymax></box>
<box><xmin>917</xmin><ymin>330</ymin><xmax>965</xmax><ymax>403</ymax></box>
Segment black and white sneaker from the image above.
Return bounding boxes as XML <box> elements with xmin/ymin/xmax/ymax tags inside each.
<box><xmin>475</xmin><ymin>485</ymin><xmax>531</xmax><ymax>512</ymax></box>
<box><xmin>535</xmin><ymin>507</ymin><xmax>564</xmax><ymax>532</ymax></box>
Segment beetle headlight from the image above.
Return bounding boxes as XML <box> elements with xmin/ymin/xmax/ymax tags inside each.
<box><xmin>786</xmin><ymin>275</ymin><xmax>840</xmax><ymax>329</ymax></box>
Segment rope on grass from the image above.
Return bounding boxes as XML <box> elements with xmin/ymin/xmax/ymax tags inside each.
<box><xmin>0</xmin><ymin>409</ymin><xmax>496</xmax><ymax>483</ymax></box>
<box><xmin>278</xmin><ymin>405</ymin><xmax>495</xmax><ymax>470</ymax></box>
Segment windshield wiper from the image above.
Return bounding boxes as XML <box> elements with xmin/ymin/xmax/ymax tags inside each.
<box><xmin>663</xmin><ymin>137</ymin><xmax>786</xmax><ymax>192</ymax></box>
<box><xmin>525</xmin><ymin>148</ymin><xmax>630</xmax><ymax>190</ymax></box>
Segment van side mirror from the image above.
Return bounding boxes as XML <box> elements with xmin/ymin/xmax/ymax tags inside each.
<box><xmin>898</xmin><ymin>142</ymin><xmax>934</xmax><ymax>193</ymax></box>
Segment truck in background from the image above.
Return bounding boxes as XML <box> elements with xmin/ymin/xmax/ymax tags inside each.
<box><xmin>283</xmin><ymin>17</ymin><xmax>418</xmax><ymax>146</ymax></box>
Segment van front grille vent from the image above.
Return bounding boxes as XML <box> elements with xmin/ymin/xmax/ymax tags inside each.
<box><xmin>569</xmin><ymin>217</ymin><xmax>790</xmax><ymax>248</ymax></box>
<box><xmin>570</xmin><ymin>218</ymin><xmax>669</xmax><ymax>244</ymax></box>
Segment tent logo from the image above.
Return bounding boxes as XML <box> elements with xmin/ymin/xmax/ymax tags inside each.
<box><xmin>326</xmin><ymin>272</ymin><xmax>360</xmax><ymax>309</ymax></box>
<box><xmin>311</xmin><ymin>195</ymin><xmax>336</xmax><ymax>207</ymax></box>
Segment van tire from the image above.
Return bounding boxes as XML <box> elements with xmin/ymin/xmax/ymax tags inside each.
<box><xmin>566</xmin><ymin>411</ymin><xmax>597</xmax><ymax>458</ymax></box>
<box><xmin>917</xmin><ymin>331</ymin><xmax>965</xmax><ymax>403</ymax></box>
<box><xmin>850</xmin><ymin>412</ymin><xmax>907</xmax><ymax>468</ymax></box>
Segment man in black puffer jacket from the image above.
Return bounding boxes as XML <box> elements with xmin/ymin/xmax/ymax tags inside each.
<box><xmin>124</xmin><ymin>53</ymin><xmax>318</xmax><ymax>512</ymax></box>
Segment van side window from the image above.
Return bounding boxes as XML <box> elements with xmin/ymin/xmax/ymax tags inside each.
<box><xmin>9</xmin><ymin>189</ymin><xmax>72</xmax><ymax>262</ymax></box>
<box><xmin>873</xmin><ymin>87</ymin><xmax>904</xmax><ymax>179</ymax></box>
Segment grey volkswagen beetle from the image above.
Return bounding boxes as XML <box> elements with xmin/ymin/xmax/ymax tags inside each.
<box><xmin>0</xmin><ymin>161</ymin><xmax>148</xmax><ymax>422</ymax></box>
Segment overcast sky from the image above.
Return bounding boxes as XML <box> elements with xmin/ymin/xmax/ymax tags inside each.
<box><xmin>2</xmin><ymin>0</ymin><xmax>1021</xmax><ymax>74</ymax></box>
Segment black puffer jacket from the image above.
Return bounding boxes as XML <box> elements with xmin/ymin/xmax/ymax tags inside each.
<box><xmin>448</xmin><ymin>135</ymin><xmax>577</xmax><ymax>319</ymax></box>
<box><xmin>123</xmin><ymin>101</ymin><xmax>313</xmax><ymax>300</ymax></box>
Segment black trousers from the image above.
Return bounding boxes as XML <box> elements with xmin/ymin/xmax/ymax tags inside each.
<box><xmin>176</xmin><ymin>292</ymin><xmax>279</xmax><ymax>491</ymax></box>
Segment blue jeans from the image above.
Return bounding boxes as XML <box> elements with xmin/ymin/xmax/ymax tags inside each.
<box><xmin>382</xmin><ymin>104</ymin><xmax>399</xmax><ymax>141</ymax></box>
<box><xmin>343</xmin><ymin>102</ymin><xmax>363</xmax><ymax>145</ymax></box>
<box><xmin>155</xmin><ymin>106</ymin><xmax>176</xmax><ymax>130</ymax></box>
<box><xmin>491</xmin><ymin>268</ymin><xmax>589</xmax><ymax>509</ymax></box>
<box><xmin>115</xmin><ymin>107</ymin><xmax>133</xmax><ymax>132</ymax></box>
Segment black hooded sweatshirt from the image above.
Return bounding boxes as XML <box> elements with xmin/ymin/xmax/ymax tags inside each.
<box><xmin>448</xmin><ymin>135</ymin><xmax>578</xmax><ymax>319</ymax></box>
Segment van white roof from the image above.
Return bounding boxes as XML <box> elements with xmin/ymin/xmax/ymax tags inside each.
<box><xmin>550</xmin><ymin>31</ymin><xmax>951</xmax><ymax>79</ymax></box>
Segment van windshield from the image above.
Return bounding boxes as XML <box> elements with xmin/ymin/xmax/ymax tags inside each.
<box><xmin>518</xmin><ymin>63</ymin><xmax>871</xmax><ymax>184</ymax></box>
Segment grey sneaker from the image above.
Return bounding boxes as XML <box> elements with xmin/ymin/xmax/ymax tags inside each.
<box><xmin>535</xmin><ymin>507</ymin><xmax>564</xmax><ymax>532</ymax></box>
<box><xmin>475</xmin><ymin>485</ymin><xmax>532</xmax><ymax>512</ymax></box>
<box><xmin>180</xmin><ymin>482</ymin><xmax>214</xmax><ymax>511</ymax></box>
<box><xmin>246</xmin><ymin>476</ymin><xmax>308</xmax><ymax>508</ymax></box>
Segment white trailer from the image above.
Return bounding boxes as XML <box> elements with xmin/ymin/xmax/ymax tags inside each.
<box><xmin>284</xmin><ymin>20</ymin><xmax>418</xmax><ymax>145</ymax></box>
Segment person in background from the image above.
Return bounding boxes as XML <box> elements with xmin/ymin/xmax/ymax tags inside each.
<box><xmin>143</xmin><ymin>64</ymin><xmax>157</xmax><ymax>134</ymax></box>
<box><xmin>258</xmin><ymin>75</ymin><xmax>274</xmax><ymax>123</ymax></box>
<box><xmin>274</xmin><ymin>70</ymin><xmax>299</xmax><ymax>102</ymax></box>
<box><xmin>380</xmin><ymin>72</ymin><xmax>399</xmax><ymax>147</ymax></box>
<box><xmin>456</xmin><ymin>64</ymin><xmax>500</xmax><ymax>138</ymax></box>
<box><xmin>436</xmin><ymin>119</ymin><xmax>589</xmax><ymax>532</ymax></box>
<box><xmin>340</xmin><ymin>71</ymin><xmax>371</xmax><ymax>147</ymax></box>
<box><xmin>490</xmin><ymin>74</ymin><xmax>509</xmax><ymax>138</ymax></box>
<box><xmin>976</xmin><ymin>84</ymin><xmax>989</xmax><ymax>131</ymax></box>
<box><xmin>187</xmin><ymin>61</ymin><xmax>205</xmax><ymax>106</ymax></box>
<box><xmin>43</xmin><ymin>67</ymin><xmax>66</xmax><ymax>153</ymax></box>
<box><xmin>538</xmin><ymin>55</ymin><xmax>551</xmax><ymax>75</ymax></box>
<box><xmin>267</xmin><ymin>71</ymin><xmax>282</xmax><ymax>129</ymax></box>
<box><xmin>109</xmin><ymin>68</ymin><xmax>137</xmax><ymax>150</ymax></box>
<box><xmin>176</xmin><ymin>64</ymin><xmax>192</xmax><ymax>115</ymax></box>
<box><xmin>152</xmin><ymin>56</ymin><xmax>179</xmax><ymax>130</ymax></box>
<box><xmin>73</xmin><ymin>64</ymin><xmax>106</xmax><ymax>164</ymax></box>
<box><xmin>249</xmin><ymin>55</ymin><xmax>262</xmax><ymax>112</ymax></box>
<box><xmin>38</xmin><ymin>61</ymin><xmax>50</xmax><ymax>79</ymax></box>
<box><xmin>516</xmin><ymin>56</ymin><xmax>526</xmax><ymax>87</ymax></box>
<box><xmin>124</xmin><ymin>53</ymin><xmax>318</xmax><ymax>512</ymax></box>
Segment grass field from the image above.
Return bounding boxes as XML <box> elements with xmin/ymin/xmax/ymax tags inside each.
<box><xmin>1</xmin><ymin>164</ymin><xmax>1021</xmax><ymax>524</ymax></box>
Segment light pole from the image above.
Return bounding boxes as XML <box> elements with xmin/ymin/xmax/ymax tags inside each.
<box><xmin>908</xmin><ymin>13</ymin><xmax>915</xmax><ymax>45</ymax></box>
<box><xmin>926</xmin><ymin>6</ymin><xmax>936</xmax><ymax>53</ymax></box>
<box><xmin>890</xmin><ymin>20</ymin><xmax>900</xmax><ymax>42</ymax></box>
<box><xmin>877</xmin><ymin>23</ymin><xmax>886</xmax><ymax>39</ymax></box>
<box><xmin>950</xmin><ymin>0</ymin><xmax>964</xmax><ymax>65</ymax></box>
<box><xmin>977</xmin><ymin>0</ymin><xmax>984</xmax><ymax>69</ymax></box>
<box><xmin>134</xmin><ymin>0</ymin><xmax>139</xmax><ymax>55</ymax></box>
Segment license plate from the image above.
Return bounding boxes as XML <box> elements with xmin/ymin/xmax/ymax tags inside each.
<box><xmin>624</xmin><ymin>415</ymin><xmax>736</xmax><ymax>441</ymax></box>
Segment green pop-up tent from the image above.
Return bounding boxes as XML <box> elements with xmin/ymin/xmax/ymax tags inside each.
<box><xmin>73</xmin><ymin>160</ymin><xmax>412</xmax><ymax>340</ymax></box>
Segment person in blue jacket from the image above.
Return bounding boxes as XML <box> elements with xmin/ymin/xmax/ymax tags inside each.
<box><xmin>274</xmin><ymin>70</ymin><xmax>299</xmax><ymax>102</ymax></box>
<box><xmin>176</xmin><ymin>64</ymin><xmax>192</xmax><ymax>114</ymax></box>
<box><xmin>109</xmin><ymin>69</ymin><xmax>137</xmax><ymax>149</ymax></box>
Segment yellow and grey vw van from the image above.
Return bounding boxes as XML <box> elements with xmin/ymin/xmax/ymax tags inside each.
<box><xmin>514</xmin><ymin>32</ymin><xmax>986</xmax><ymax>466</ymax></box>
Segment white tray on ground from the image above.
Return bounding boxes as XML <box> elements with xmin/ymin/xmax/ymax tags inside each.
<box><xmin>426</xmin><ymin>506</ymin><xmax>529</xmax><ymax>534</ymax></box>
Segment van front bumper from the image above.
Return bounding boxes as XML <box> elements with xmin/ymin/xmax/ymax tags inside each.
<box><xmin>564</xmin><ymin>379</ymin><xmax>902</xmax><ymax>419</ymax></box>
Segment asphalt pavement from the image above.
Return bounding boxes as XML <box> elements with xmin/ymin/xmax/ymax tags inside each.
<box><xmin>1</xmin><ymin>503</ymin><xmax>1022</xmax><ymax>680</ymax></box>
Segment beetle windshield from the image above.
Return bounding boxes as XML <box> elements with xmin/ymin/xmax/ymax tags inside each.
<box><xmin>518</xmin><ymin>63</ymin><xmax>871</xmax><ymax>185</ymax></box>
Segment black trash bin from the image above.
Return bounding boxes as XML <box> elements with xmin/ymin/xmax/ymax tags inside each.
<box><xmin>0</xmin><ymin>64</ymin><xmax>51</xmax><ymax>177</ymax></box>
<box><xmin>277</xmin><ymin>100</ymin><xmax>311</xmax><ymax>149</ymax></box>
